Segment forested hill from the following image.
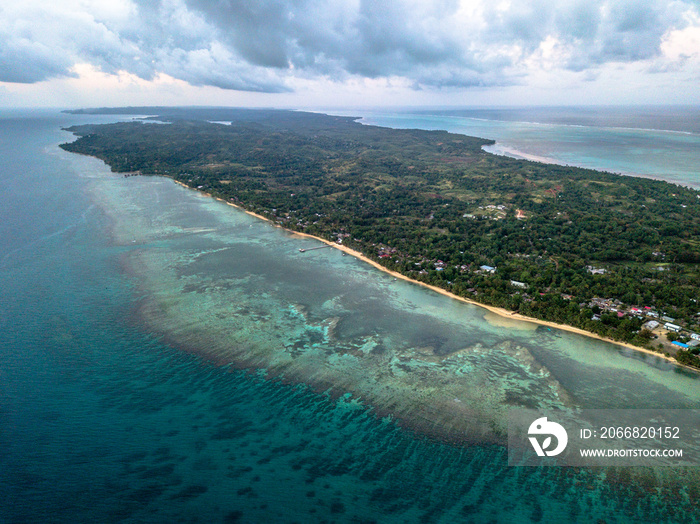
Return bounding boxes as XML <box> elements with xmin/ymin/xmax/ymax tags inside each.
<box><xmin>61</xmin><ymin>108</ymin><xmax>700</xmax><ymax>360</ymax></box>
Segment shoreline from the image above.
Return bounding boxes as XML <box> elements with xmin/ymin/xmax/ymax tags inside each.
<box><xmin>171</xmin><ymin>179</ymin><xmax>694</xmax><ymax>373</ymax></box>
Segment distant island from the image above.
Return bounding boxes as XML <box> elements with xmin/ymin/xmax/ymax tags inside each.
<box><xmin>61</xmin><ymin>108</ymin><xmax>700</xmax><ymax>367</ymax></box>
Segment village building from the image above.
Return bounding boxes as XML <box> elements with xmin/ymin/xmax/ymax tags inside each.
<box><xmin>643</xmin><ymin>320</ymin><xmax>660</xmax><ymax>330</ymax></box>
<box><xmin>587</xmin><ymin>266</ymin><xmax>607</xmax><ymax>275</ymax></box>
<box><xmin>664</xmin><ymin>322</ymin><xmax>682</xmax><ymax>332</ymax></box>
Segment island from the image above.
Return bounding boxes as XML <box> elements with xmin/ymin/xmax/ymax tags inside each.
<box><xmin>60</xmin><ymin>107</ymin><xmax>700</xmax><ymax>368</ymax></box>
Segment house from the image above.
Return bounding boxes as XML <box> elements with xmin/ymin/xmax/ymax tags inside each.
<box><xmin>691</xmin><ymin>333</ymin><xmax>700</xmax><ymax>341</ymax></box>
<box><xmin>672</xmin><ymin>341</ymin><xmax>689</xmax><ymax>349</ymax></box>
<box><xmin>480</xmin><ymin>265</ymin><xmax>496</xmax><ymax>273</ymax></box>
<box><xmin>665</xmin><ymin>323</ymin><xmax>682</xmax><ymax>332</ymax></box>
<box><xmin>688</xmin><ymin>339</ymin><xmax>700</xmax><ymax>348</ymax></box>
<box><xmin>662</xmin><ymin>316</ymin><xmax>675</xmax><ymax>323</ymax></box>
<box><xmin>510</xmin><ymin>280</ymin><xmax>528</xmax><ymax>289</ymax></box>
<box><xmin>643</xmin><ymin>320</ymin><xmax>660</xmax><ymax>330</ymax></box>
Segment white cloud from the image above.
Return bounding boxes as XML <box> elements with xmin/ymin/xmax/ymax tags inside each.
<box><xmin>661</xmin><ymin>17</ymin><xmax>700</xmax><ymax>62</ymax></box>
<box><xmin>0</xmin><ymin>0</ymin><xmax>699</xmax><ymax>106</ymax></box>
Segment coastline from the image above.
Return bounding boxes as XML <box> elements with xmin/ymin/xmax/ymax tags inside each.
<box><xmin>171</xmin><ymin>179</ymin><xmax>692</xmax><ymax>372</ymax></box>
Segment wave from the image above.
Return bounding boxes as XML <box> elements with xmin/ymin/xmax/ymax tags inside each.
<box><xmin>481</xmin><ymin>144</ymin><xmax>561</xmax><ymax>165</ymax></box>
<box><xmin>429</xmin><ymin>112</ymin><xmax>700</xmax><ymax>136</ymax></box>
<box><xmin>356</xmin><ymin>111</ymin><xmax>699</xmax><ymax>139</ymax></box>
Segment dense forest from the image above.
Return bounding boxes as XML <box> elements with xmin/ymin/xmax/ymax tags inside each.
<box><xmin>61</xmin><ymin>108</ymin><xmax>700</xmax><ymax>363</ymax></box>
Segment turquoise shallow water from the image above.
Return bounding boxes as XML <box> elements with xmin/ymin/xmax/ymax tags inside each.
<box><xmin>328</xmin><ymin>106</ymin><xmax>700</xmax><ymax>189</ymax></box>
<box><xmin>2</xmin><ymin>110</ymin><xmax>700</xmax><ymax>523</ymax></box>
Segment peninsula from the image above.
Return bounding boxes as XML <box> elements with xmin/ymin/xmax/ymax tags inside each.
<box><xmin>61</xmin><ymin>107</ymin><xmax>700</xmax><ymax>367</ymax></box>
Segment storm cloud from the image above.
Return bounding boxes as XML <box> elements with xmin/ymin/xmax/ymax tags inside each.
<box><xmin>1</xmin><ymin>0</ymin><xmax>698</xmax><ymax>93</ymax></box>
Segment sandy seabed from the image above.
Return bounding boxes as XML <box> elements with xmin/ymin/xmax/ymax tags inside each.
<box><xmin>177</xmin><ymin>178</ymin><xmax>692</xmax><ymax>372</ymax></box>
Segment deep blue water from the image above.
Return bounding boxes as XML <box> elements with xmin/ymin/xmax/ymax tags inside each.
<box><xmin>1</xmin><ymin>110</ymin><xmax>700</xmax><ymax>523</ymax></box>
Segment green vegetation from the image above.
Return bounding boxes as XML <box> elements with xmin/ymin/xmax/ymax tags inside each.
<box><xmin>60</xmin><ymin>108</ymin><xmax>700</xmax><ymax>360</ymax></box>
<box><xmin>676</xmin><ymin>350</ymin><xmax>700</xmax><ymax>368</ymax></box>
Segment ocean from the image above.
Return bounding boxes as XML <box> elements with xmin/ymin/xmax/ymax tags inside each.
<box><xmin>332</xmin><ymin>105</ymin><xmax>700</xmax><ymax>189</ymax></box>
<box><xmin>1</xmin><ymin>107</ymin><xmax>700</xmax><ymax>523</ymax></box>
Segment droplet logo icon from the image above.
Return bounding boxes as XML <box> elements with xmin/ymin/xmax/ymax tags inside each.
<box><xmin>528</xmin><ymin>417</ymin><xmax>568</xmax><ymax>457</ymax></box>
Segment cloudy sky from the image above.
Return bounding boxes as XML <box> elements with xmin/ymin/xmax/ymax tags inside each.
<box><xmin>1</xmin><ymin>0</ymin><xmax>699</xmax><ymax>108</ymax></box>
